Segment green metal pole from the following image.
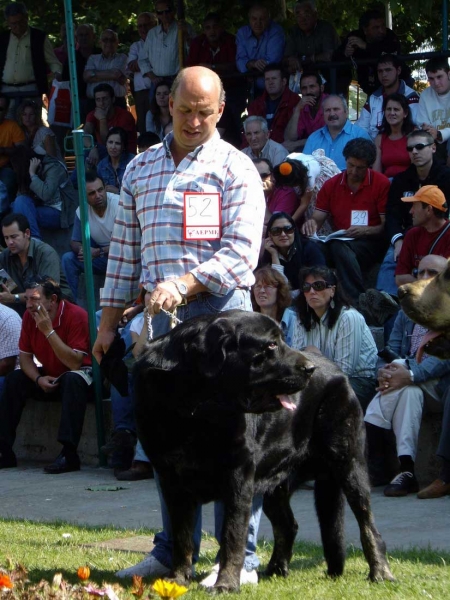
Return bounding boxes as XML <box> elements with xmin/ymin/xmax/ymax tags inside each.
<box><xmin>64</xmin><ymin>0</ymin><xmax>106</xmax><ymax>463</ymax></box>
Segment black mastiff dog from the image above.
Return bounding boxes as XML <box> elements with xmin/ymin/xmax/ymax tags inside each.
<box><xmin>134</xmin><ymin>310</ymin><xmax>393</xmax><ymax>592</ymax></box>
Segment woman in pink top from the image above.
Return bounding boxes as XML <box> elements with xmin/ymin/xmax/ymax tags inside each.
<box><xmin>373</xmin><ymin>93</ymin><xmax>415</xmax><ymax>179</ymax></box>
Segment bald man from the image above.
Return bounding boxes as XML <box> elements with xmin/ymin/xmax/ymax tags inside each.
<box><xmin>93</xmin><ymin>66</ymin><xmax>265</xmax><ymax>584</ymax></box>
<box><xmin>365</xmin><ymin>254</ymin><xmax>450</xmax><ymax>497</ymax></box>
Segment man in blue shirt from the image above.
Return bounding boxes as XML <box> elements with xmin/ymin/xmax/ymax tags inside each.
<box><xmin>303</xmin><ymin>94</ymin><xmax>372</xmax><ymax>170</ymax></box>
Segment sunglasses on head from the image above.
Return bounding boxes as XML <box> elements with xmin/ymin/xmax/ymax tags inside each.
<box><xmin>406</xmin><ymin>142</ymin><xmax>434</xmax><ymax>152</ymax></box>
<box><xmin>269</xmin><ymin>225</ymin><xmax>295</xmax><ymax>236</ymax></box>
<box><xmin>301</xmin><ymin>280</ymin><xmax>333</xmax><ymax>293</ymax></box>
<box><xmin>156</xmin><ymin>8</ymin><xmax>172</xmax><ymax>14</ymax></box>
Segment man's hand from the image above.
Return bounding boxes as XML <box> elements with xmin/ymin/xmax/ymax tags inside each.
<box><xmin>421</xmin><ymin>123</ymin><xmax>439</xmax><ymax>140</ymax></box>
<box><xmin>298</xmin><ymin>95</ymin><xmax>317</xmax><ymax>110</ymax></box>
<box><xmin>87</xmin><ymin>147</ymin><xmax>100</xmax><ymax>167</ymax></box>
<box><xmin>345</xmin><ymin>226</ymin><xmax>368</xmax><ymax>239</ymax></box>
<box><xmin>146</xmin><ymin>282</ymin><xmax>183</xmax><ymax>316</ymax></box>
<box><xmin>394</xmin><ymin>239</ymin><xmax>403</xmax><ymax>261</ymax></box>
<box><xmin>301</xmin><ymin>219</ymin><xmax>318</xmax><ymax>236</ymax></box>
<box><xmin>105</xmin><ymin>184</ymin><xmax>120</xmax><ymax>194</ymax></box>
<box><xmin>0</xmin><ymin>283</ymin><xmax>14</xmax><ymax>304</ymax></box>
<box><xmin>248</xmin><ymin>59</ymin><xmax>267</xmax><ymax>72</ymax></box>
<box><xmin>346</xmin><ymin>36</ymin><xmax>366</xmax><ymax>52</ymax></box>
<box><xmin>32</xmin><ymin>304</ymin><xmax>53</xmax><ymax>337</ymax></box>
<box><xmin>128</xmin><ymin>59</ymin><xmax>140</xmax><ymax>73</ymax></box>
<box><xmin>94</xmin><ymin>107</ymin><xmax>108</xmax><ymax>121</ymax></box>
<box><xmin>93</xmin><ymin>330</ymin><xmax>116</xmax><ymax>365</ymax></box>
<box><xmin>29</xmin><ymin>157</ymin><xmax>41</xmax><ymax>177</ymax></box>
<box><xmin>37</xmin><ymin>375</ymin><xmax>59</xmax><ymax>393</ymax></box>
<box><xmin>376</xmin><ymin>362</ymin><xmax>412</xmax><ymax>394</ymax></box>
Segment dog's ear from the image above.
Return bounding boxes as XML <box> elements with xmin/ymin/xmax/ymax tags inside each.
<box><xmin>190</xmin><ymin>317</ymin><xmax>239</xmax><ymax>378</ymax></box>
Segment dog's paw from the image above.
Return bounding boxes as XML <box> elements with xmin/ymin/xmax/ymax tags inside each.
<box><xmin>265</xmin><ymin>561</ymin><xmax>289</xmax><ymax>578</ymax></box>
<box><xmin>368</xmin><ymin>565</ymin><xmax>395</xmax><ymax>582</ymax></box>
<box><xmin>209</xmin><ymin>583</ymin><xmax>240</xmax><ymax>595</ymax></box>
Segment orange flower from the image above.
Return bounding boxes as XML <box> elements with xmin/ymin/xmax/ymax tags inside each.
<box><xmin>77</xmin><ymin>566</ymin><xmax>90</xmax><ymax>580</ymax></box>
<box><xmin>0</xmin><ymin>573</ymin><xmax>13</xmax><ymax>589</ymax></box>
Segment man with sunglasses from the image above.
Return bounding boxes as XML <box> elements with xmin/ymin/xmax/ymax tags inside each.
<box><xmin>375</xmin><ymin>130</ymin><xmax>450</xmax><ymax>298</ymax></box>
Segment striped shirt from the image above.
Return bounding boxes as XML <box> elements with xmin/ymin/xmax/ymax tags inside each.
<box><xmin>100</xmin><ymin>130</ymin><xmax>265</xmax><ymax>307</ymax></box>
<box><xmin>284</xmin><ymin>306</ymin><xmax>377</xmax><ymax>378</ymax></box>
<box><xmin>0</xmin><ymin>304</ymin><xmax>21</xmax><ymax>362</ymax></box>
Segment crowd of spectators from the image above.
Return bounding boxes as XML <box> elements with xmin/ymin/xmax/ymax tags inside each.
<box><xmin>0</xmin><ymin>0</ymin><xmax>450</xmax><ymax>513</ymax></box>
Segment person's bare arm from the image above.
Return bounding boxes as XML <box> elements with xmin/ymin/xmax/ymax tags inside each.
<box><xmin>292</xmin><ymin>190</ymin><xmax>312</xmax><ymax>225</ymax></box>
<box><xmin>373</xmin><ymin>134</ymin><xmax>382</xmax><ymax>173</ymax></box>
<box><xmin>301</xmin><ymin>210</ymin><xmax>327</xmax><ymax>236</ymax></box>
<box><xmin>93</xmin><ymin>306</ymin><xmax>126</xmax><ymax>364</ymax></box>
<box><xmin>0</xmin><ymin>355</ymin><xmax>16</xmax><ymax>376</ymax></box>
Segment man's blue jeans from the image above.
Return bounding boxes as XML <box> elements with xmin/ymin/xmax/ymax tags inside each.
<box><xmin>61</xmin><ymin>251</ymin><xmax>108</xmax><ymax>301</ymax></box>
<box><xmin>12</xmin><ymin>195</ymin><xmax>61</xmax><ymax>239</ymax></box>
<box><xmin>146</xmin><ymin>290</ymin><xmax>262</xmax><ymax>571</ymax></box>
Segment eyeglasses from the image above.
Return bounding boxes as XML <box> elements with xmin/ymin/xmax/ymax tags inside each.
<box><xmin>156</xmin><ymin>9</ymin><xmax>172</xmax><ymax>14</ymax></box>
<box><xmin>406</xmin><ymin>142</ymin><xmax>434</xmax><ymax>152</ymax></box>
<box><xmin>269</xmin><ymin>225</ymin><xmax>295</xmax><ymax>236</ymax></box>
<box><xmin>301</xmin><ymin>280</ymin><xmax>334</xmax><ymax>293</ymax></box>
<box><xmin>254</xmin><ymin>283</ymin><xmax>277</xmax><ymax>291</ymax></box>
<box><xmin>259</xmin><ymin>172</ymin><xmax>272</xmax><ymax>179</ymax></box>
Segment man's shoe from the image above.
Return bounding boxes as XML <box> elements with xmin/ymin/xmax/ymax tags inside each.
<box><xmin>0</xmin><ymin>448</ymin><xmax>17</xmax><ymax>469</ymax></box>
<box><xmin>44</xmin><ymin>451</ymin><xmax>80</xmax><ymax>474</ymax></box>
<box><xmin>417</xmin><ymin>478</ymin><xmax>450</xmax><ymax>499</ymax></box>
<box><xmin>365</xmin><ymin>289</ymin><xmax>399</xmax><ymax>326</ymax></box>
<box><xmin>115</xmin><ymin>460</ymin><xmax>154</xmax><ymax>481</ymax></box>
<box><xmin>116</xmin><ymin>555</ymin><xmax>170</xmax><ymax>579</ymax></box>
<box><xmin>384</xmin><ymin>471</ymin><xmax>419</xmax><ymax>497</ymax></box>
<box><xmin>200</xmin><ymin>564</ymin><xmax>258</xmax><ymax>587</ymax></box>
<box><xmin>101</xmin><ymin>430</ymin><xmax>136</xmax><ymax>455</ymax></box>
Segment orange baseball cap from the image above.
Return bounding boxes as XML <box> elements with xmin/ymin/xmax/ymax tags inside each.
<box><xmin>401</xmin><ymin>185</ymin><xmax>448</xmax><ymax>212</ymax></box>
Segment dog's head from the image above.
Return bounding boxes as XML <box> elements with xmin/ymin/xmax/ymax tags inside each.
<box><xmin>399</xmin><ymin>259</ymin><xmax>450</xmax><ymax>358</ymax></box>
<box><xmin>134</xmin><ymin>310</ymin><xmax>315</xmax><ymax>415</ymax></box>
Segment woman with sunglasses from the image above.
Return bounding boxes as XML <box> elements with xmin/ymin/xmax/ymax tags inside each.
<box><xmin>261</xmin><ymin>211</ymin><xmax>325</xmax><ymax>290</ymax></box>
<box><xmin>284</xmin><ymin>265</ymin><xmax>377</xmax><ymax>410</ymax></box>
<box><xmin>373</xmin><ymin>93</ymin><xmax>415</xmax><ymax>179</ymax></box>
<box><xmin>96</xmin><ymin>127</ymin><xmax>135</xmax><ymax>194</ymax></box>
<box><xmin>145</xmin><ymin>80</ymin><xmax>172</xmax><ymax>139</ymax></box>
<box><xmin>251</xmin><ymin>266</ymin><xmax>292</xmax><ymax>323</ymax></box>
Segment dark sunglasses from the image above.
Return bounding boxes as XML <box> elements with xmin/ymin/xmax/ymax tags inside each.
<box><xmin>259</xmin><ymin>172</ymin><xmax>272</xmax><ymax>179</ymax></box>
<box><xmin>406</xmin><ymin>142</ymin><xmax>434</xmax><ymax>152</ymax></box>
<box><xmin>269</xmin><ymin>225</ymin><xmax>295</xmax><ymax>236</ymax></box>
<box><xmin>156</xmin><ymin>9</ymin><xmax>172</xmax><ymax>14</ymax></box>
<box><xmin>301</xmin><ymin>280</ymin><xmax>334</xmax><ymax>293</ymax></box>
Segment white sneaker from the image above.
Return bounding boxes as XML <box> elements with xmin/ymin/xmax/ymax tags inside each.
<box><xmin>115</xmin><ymin>554</ymin><xmax>171</xmax><ymax>579</ymax></box>
<box><xmin>199</xmin><ymin>564</ymin><xmax>258</xmax><ymax>587</ymax></box>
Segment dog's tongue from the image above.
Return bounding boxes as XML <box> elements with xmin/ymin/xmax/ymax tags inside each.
<box><xmin>417</xmin><ymin>330</ymin><xmax>441</xmax><ymax>363</ymax></box>
<box><xmin>277</xmin><ymin>394</ymin><xmax>296</xmax><ymax>411</ymax></box>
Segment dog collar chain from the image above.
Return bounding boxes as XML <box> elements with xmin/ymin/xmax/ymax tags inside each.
<box><xmin>144</xmin><ymin>307</ymin><xmax>182</xmax><ymax>340</ymax></box>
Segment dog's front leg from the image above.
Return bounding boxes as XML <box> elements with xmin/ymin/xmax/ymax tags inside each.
<box><xmin>213</xmin><ymin>473</ymin><xmax>255</xmax><ymax>594</ymax></box>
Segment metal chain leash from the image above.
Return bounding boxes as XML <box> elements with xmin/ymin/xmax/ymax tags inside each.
<box><xmin>144</xmin><ymin>306</ymin><xmax>182</xmax><ymax>341</ymax></box>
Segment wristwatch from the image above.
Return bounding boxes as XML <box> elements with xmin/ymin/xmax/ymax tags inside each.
<box><xmin>14</xmin><ymin>294</ymin><xmax>20</xmax><ymax>303</ymax></box>
<box><xmin>172</xmin><ymin>280</ymin><xmax>188</xmax><ymax>301</ymax></box>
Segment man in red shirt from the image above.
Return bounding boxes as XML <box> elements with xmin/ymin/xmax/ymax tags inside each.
<box><xmin>395</xmin><ymin>185</ymin><xmax>450</xmax><ymax>286</ymax></box>
<box><xmin>84</xmin><ymin>83</ymin><xmax>137</xmax><ymax>165</ymax></box>
<box><xmin>302</xmin><ymin>137</ymin><xmax>390</xmax><ymax>303</ymax></box>
<box><xmin>247</xmin><ymin>63</ymin><xmax>300</xmax><ymax>144</ymax></box>
<box><xmin>0</xmin><ymin>275</ymin><xmax>92</xmax><ymax>474</ymax></box>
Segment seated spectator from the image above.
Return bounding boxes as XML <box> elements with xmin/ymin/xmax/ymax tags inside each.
<box><xmin>365</xmin><ymin>254</ymin><xmax>450</xmax><ymax>496</ymax></box>
<box><xmin>252</xmin><ymin>158</ymin><xmax>298</xmax><ymax>221</ymax></box>
<box><xmin>96</xmin><ymin>127</ymin><xmax>135</xmax><ymax>194</ymax></box>
<box><xmin>418</xmin><ymin>385</ymin><xmax>450</xmax><ymax>498</ymax></box>
<box><xmin>242</xmin><ymin>116</ymin><xmax>288</xmax><ymax>164</ymax></box>
<box><xmin>12</xmin><ymin>154</ymin><xmax>78</xmax><ymax>239</ymax></box>
<box><xmin>373</xmin><ymin>94</ymin><xmax>415</xmax><ymax>179</ymax></box>
<box><xmin>303</xmin><ymin>95</ymin><xmax>371</xmax><ymax>170</ymax></box>
<box><xmin>137</xmin><ymin>131</ymin><xmax>161</xmax><ymax>153</ymax></box>
<box><xmin>235</xmin><ymin>2</ymin><xmax>285</xmax><ymax>93</ymax></box>
<box><xmin>356</xmin><ymin>54</ymin><xmax>419</xmax><ymax>140</ymax></box>
<box><xmin>145</xmin><ymin>80</ymin><xmax>172</xmax><ymax>139</ymax></box>
<box><xmin>273</xmin><ymin>149</ymin><xmax>340</xmax><ymax>233</ymax></box>
<box><xmin>0</xmin><ymin>275</ymin><xmax>92</xmax><ymax>473</ymax></box>
<box><xmin>246</xmin><ymin>63</ymin><xmax>300</xmax><ymax>144</ymax></box>
<box><xmin>252</xmin><ymin>266</ymin><xmax>292</xmax><ymax>322</ymax></box>
<box><xmin>0</xmin><ymin>304</ymin><xmax>21</xmax><ymax>398</ymax></box>
<box><xmin>283</xmin><ymin>265</ymin><xmax>377</xmax><ymax>409</ymax></box>
<box><xmin>302</xmin><ymin>138</ymin><xmax>389</xmax><ymax>304</ymax></box>
<box><xmin>16</xmin><ymin>99</ymin><xmax>63</xmax><ymax>161</ymax></box>
<box><xmin>333</xmin><ymin>8</ymin><xmax>412</xmax><ymax>97</ymax></box>
<box><xmin>283</xmin><ymin>0</ymin><xmax>339</xmax><ymax>75</ymax></box>
<box><xmin>0</xmin><ymin>213</ymin><xmax>73</xmax><ymax>314</ymax></box>
<box><xmin>62</xmin><ymin>172</ymin><xmax>119</xmax><ymax>303</ymax></box>
<box><xmin>83</xmin><ymin>84</ymin><xmax>137</xmax><ymax>167</ymax></box>
<box><xmin>395</xmin><ymin>185</ymin><xmax>450</xmax><ymax>288</ymax></box>
<box><xmin>416</xmin><ymin>57</ymin><xmax>450</xmax><ymax>165</ymax></box>
<box><xmin>83</xmin><ymin>29</ymin><xmax>128</xmax><ymax>111</ymax></box>
<box><xmin>0</xmin><ymin>95</ymin><xmax>25</xmax><ymax>215</ymax></box>
<box><xmin>260</xmin><ymin>211</ymin><xmax>325</xmax><ymax>290</ymax></box>
<box><xmin>283</xmin><ymin>70</ymin><xmax>327</xmax><ymax>152</ymax></box>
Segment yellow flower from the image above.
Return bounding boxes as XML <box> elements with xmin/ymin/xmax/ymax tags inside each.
<box><xmin>152</xmin><ymin>578</ymin><xmax>188</xmax><ymax>598</ymax></box>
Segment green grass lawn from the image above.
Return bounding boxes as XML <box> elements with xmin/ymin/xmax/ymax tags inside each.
<box><xmin>0</xmin><ymin>518</ymin><xmax>449</xmax><ymax>598</ymax></box>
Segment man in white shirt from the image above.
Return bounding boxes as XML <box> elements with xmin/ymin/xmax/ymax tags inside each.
<box><xmin>61</xmin><ymin>172</ymin><xmax>119</xmax><ymax>303</ymax></box>
<box><xmin>242</xmin><ymin>116</ymin><xmax>288</xmax><ymax>166</ymax></box>
<box><xmin>417</xmin><ymin>57</ymin><xmax>450</xmax><ymax>165</ymax></box>
<box><xmin>127</xmin><ymin>13</ymin><xmax>157</xmax><ymax>134</ymax></box>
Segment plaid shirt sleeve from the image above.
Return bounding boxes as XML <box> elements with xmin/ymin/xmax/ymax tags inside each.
<box><xmin>0</xmin><ymin>308</ymin><xmax>21</xmax><ymax>361</ymax></box>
